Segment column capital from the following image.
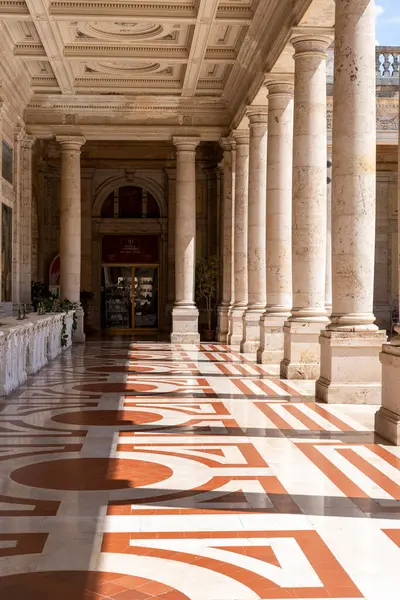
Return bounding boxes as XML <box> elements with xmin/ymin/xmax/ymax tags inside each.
<box><xmin>14</xmin><ymin>123</ymin><xmax>25</xmax><ymax>143</ymax></box>
<box><xmin>246</xmin><ymin>106</ymin><xmax>269</xmax><ymax>124</ymax></box>
<box><xmin>21</xmin><ymin>135</ymin><xmax>36</xmax><ymax>150</ymax></box>
<box><xmin>231</xmin><ymin>129</ymin><xmax>249</xmax><ymax>145</ymax></box>
<box><xmin>56</xmin><ymin>135</ymin><xmax>86</xmax><ymax>151</ymax></box>
<box><xmin>219</xmin><ymin>137</ymin><xmax>236</xmax><ymax>152</ymax></box>
<box><xmin>265</xmin><ymin>76</ymin><xmax>294</xmax><ymax>98</ymax></box>
<box><xmin>172</xmin><ymin>136</ymin><xmax>200</xmax><ymax>152</ymax></box>
<box><xmin>291</xmin><ymin>27</ymin><xmax>333</xmax><ymax>57</ymax></box>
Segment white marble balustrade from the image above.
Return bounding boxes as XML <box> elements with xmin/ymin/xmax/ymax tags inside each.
<box><xmin>0</xmin><ymin>311</ymin><xmax>75</xmax><ymax>396</ymax></box>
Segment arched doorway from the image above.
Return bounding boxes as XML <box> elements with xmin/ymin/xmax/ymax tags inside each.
<box><xmin>92</xmin><ymin>182</ymin><xmax>168</xmax><ymax>333</ymax></box>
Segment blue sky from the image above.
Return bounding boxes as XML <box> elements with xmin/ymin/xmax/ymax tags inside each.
<box><xmin>376</xmin><ymin>0</ymin><xmax>400</xmax><ymax>46</ymax></box>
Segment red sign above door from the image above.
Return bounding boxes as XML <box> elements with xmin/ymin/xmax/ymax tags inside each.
<box><xmin>102</xmin><ymin>235</ymin><xmax>159</xmax><ymax>264</ymax></box>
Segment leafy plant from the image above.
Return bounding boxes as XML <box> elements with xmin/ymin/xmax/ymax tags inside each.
<box><xmin>31</xmin><ymin>281</ymin><xmax>52</xmax><ymax>310</ymax></box>
<box><xmin>60</xmin><ymin>316</ymin><xmax>68</xmax><ymax>347</ymax></box>
<box><xmin>195</xmin><ymin>255</ymin><xmax>219</xmax><ymax>331</ymax></box>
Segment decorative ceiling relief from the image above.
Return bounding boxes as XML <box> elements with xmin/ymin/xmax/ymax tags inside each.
<box><xmin>85</xmin><ymin>61</ymin><xmax>165</xmax><ymax>75</ymax></box>
<box><xmin>76</xmin><ymin>22</ymin><xmax>174</xmax><ymax>43</ymax></box>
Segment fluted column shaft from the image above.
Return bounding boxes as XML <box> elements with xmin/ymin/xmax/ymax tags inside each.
<box><xmin>218</xmin><ymin>138</ymin><xmax>235</xmax><ymax>342</ymax></box>
<box><xmin>281</xmin><ymin>32</ymin><xmax>331</xmax><ymax>379</ymax></box>
<box><xmin>317</xmin><ymin>1</ymin><xmax>386</xmax><ymax>405</ymax></box>
<box><xmin>241</xmin><ymin>108</ymin><xmax>268</xmax><ymax>353</ymax></box>
<box><xmin>171</xmin><ymin>137</ymin><xmax>200</xmax><ymax>344</ymax></box>
<box><xmin>228</xmin><ymin>130</ymin><xmax>249</xmax><ymax>345</ymax></box>
<box><xmin>258</xmin><ymin>80</ymin><xmax>294</xmax><ymax>363</ymax></box>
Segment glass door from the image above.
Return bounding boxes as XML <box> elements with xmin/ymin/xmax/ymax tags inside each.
<box><xmin>101</xmin><ymin>265</ymin><xmax>159</xmax><ymax>331</ymax></box>
<box><xmin>101</xmin><ymin>266</ymin><xmax>133</xmax><ymax>330</ymax></box>
<box><xmin>133</xmin><ymin>267</ymin><xmax>159</xmax><ymax>329</ymax></box>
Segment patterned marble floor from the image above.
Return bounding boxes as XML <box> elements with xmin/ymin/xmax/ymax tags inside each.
<box><xmin>0</xmin><ymin>340</ymin><xmax>399</xmax><ymax>600</ymax></box>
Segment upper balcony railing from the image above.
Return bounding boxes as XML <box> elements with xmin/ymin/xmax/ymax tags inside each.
<box><xmin>376</xmin><ymin>47</ymin><xmax>400</xmax><ymax>80</ymax></box>
<box><xmin>328</xmin><ymin>47</ymin><xmax>399</xmax><ymax>85</ymax></box>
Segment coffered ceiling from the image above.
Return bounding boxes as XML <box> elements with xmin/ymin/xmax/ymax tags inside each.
<box><xmin>0</xmin><ymin>0</ymin><xmax>335</xmax><ymax>138</ymax></box>
<box><xmin>1</xmin><ymin>0</ymin><xmax>258</xmax><ymax>96</ymax></box>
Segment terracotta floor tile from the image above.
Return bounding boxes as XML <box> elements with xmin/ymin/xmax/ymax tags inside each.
<box><xmin>0</xmin><ymin>341</ymin><xmax>397</xmax><ymax>599</ymax></box>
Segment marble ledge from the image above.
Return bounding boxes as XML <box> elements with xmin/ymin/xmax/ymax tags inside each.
<box><xmin>0</xmin><ymin>311</ymin><xmax>75</xmax><ymax>397</ymax></box>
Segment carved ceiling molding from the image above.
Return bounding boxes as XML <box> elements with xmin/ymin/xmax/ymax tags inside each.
<box><xmin>1</xmin><ymin>0</ymin><xmax>338</xmax><ymax>129</ymax></box>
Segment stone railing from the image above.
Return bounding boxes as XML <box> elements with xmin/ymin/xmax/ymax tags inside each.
<box><xmin>376</xmin><ymin>47</ymin><xmax>400</xmax><ymax>79</ymax></box>
<box><xmin>0</xmin><ymin>311</ymin><xmax>75</xmax><ymax>396</ymax></box>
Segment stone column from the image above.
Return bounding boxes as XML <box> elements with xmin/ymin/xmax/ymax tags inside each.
<box><xmin>257</xmin><ymin>79</ymin><xmax>294</xmax><ymax>364</ymax></box>
<box><xmin>171</xmin><ymin>137</ymin><xmax>200</xmax><ymax>344</ymax></box>
<box><xmin>316</xmin><ymin>0</ymin><xmax>386</xmax><ymax>404</ymax></box>
<box><xmin>240</xmin><ymin>107</ymin><xmax>268</xmax><ymax>353</ymax></box>
<box><xmin>376</xmin><ymin>91</ymin><xmax>400</xmax><ymax>443</ymax></box>
<box><xmin>228</xmin><ymin>130</ymin><xmax>249</xmax><ymax>345</ymax></box>
<box><xmin>56</xmin><ymin>135</ymin><xmax>86</xmax><ymax>343</ymax></box>
<box><xmin>281</xmin><ymin>31</ymin><xmax>331</xmax><ymax>380</ymax></box>
<box><xmin>217</xmin><ymin>137</ymin><xmax>235</xmax><ymax>342</ymax></box>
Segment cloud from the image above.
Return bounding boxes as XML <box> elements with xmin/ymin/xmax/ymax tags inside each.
<box><xmin>375</xmin><ymin>4</ymin><xmax>385</xmax><ymax>17</ymax></box>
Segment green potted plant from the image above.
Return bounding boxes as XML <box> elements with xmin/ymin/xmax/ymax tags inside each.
<box><xmin>195</xmin><ymin>255</ymin><xmax>219</xmax><ymax>342</ymax></box>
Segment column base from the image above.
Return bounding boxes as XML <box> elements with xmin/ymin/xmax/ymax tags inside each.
<box><xmin>280</xmin><ymin>320</ymin><xmax>327</xmax><ymax>380</ymax></box>
<box><xmin>240</xmin><ymin>309</ymin><xmax>263</xmax><ymax>354</ymax></box>
<box><xmin>374</xmin><ymin>343</ymin><xmax>400</xmax><ymax>444</ymax></box>
<box><xmin>315</xmin><ymin>330</ymin><xmax>387</xmax><ymax>404</ymax></box>
<box><xmin>217</xmin><ymin>304</ymin><xmax>231</xmax><ymax>343</ymax></box>
<box><xmin>257</xmin><ymin>316</ymin><xmax>286</xmax><ymax>364</ymax></box>
<box><xmin>171</xmin><ymin>305</ymin><xmax>200</xmax><ymax>344</ymax></box>
<box><xmin>375</xmin><ymin>408</ymin><xmax>400</xmax><ymax>445</ymax></box>
<box><xmin>72</xmin><ymin>331</ymin><xmax>86</xmax><ymax>344</ymax></box>
<box><xmin>73</xmin><ymin>307</ymin><xmax>86</xmax><ymax>344</ymax></box>
<box><xmin>228</xmin><ymin>306</ymin><xmax>246</xmax><ymax>346</ymax></box>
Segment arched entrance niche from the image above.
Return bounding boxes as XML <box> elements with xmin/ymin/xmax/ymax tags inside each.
<box><xmin>91</xmin><ymin>177</ymin><xmax>168</xmax><ymax>333</ymax></box>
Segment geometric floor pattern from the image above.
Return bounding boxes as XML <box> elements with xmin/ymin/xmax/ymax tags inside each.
<box><xmin>0</xmin><ymin>340</ymin><xmax>399</xmax><ymax>599</ymax></box>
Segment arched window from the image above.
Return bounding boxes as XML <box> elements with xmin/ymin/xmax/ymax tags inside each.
<box><xmin>100</xmin><ymin>185</ymin><xmax>160</xmax><ymax>218</ymax></box>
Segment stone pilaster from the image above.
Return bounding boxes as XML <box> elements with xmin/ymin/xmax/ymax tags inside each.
<box><xmin>217</xmin><ymin>137</ymin><xmax>235</xmax><ymax>343</ymax></box>
<box><xmin>316</xmin><ymin>1</ymin><xmax>386</xmax><ymax>404</ymax></box>
<box><xmin>0</xmin><ymin>104</ymin><xmax>6</xmax><ymax>312</ymax></box>
<box><xmin>12</xmin><ymin>124</ymin><xmax>24</xmax><ymax>308</ymax></box>
<box><xmin>281</xmin><ymin>31</ymin><xmax>331</xmax><ymax>380</ymax></box>
<box><xmin>12</xmin><ymin>127</ymin><xmax>36</xmax><ymax>308</ymax></box>
<box><xmin>228</xmin><ymin>130</ymin><xmax>249</xmax><ymax>346</ymax></box>
<box><xmin>257</xmin><ymin>79</ymin><xmax>294</xmax><ymax>364</ymax></box>
<box><xmin>20</xmin><ymin>135</ymin><xmax>35</xmax><ymax>305</ymax></box>
<box><xmin>171</xmin><ymin>137</ymin><xmax>200</xmax><ymax>344</ymax></box>
<box><xmin>241</xmin><ymin>107</ymin><xmax>268</xmax><ymax>353</ymax></box>
<box><xmin>165</xmin><ymin>168</ymin><xmax>176</xmax><ymax>323</ymax></box>
<box><xmin>56</xmin><ymin>135</ymin><xmax>86</xmax><ymax>343</ymax></box>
